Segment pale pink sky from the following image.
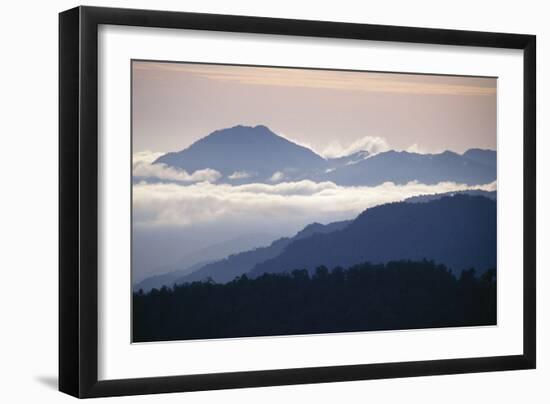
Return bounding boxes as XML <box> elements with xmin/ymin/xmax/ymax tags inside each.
<box><xmin>132</xmin><ymin>61</ymin><xmax>496</xmax><ymax>156</ymax></box>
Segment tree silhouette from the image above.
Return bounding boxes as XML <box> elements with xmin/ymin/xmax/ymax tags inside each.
<box><xmin>133</xmin><ymin>260</ymin><xmax>496</xmax><ymax>342</ymax></box>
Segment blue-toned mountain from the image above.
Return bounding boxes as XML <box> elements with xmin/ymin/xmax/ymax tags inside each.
<box><xmin>462</xmin><ymin>148</ymin><xmax>497</xmax><ymax>168</ymax></box>
<box><xmin>151</xmin><ymin>125</ymin><xmax>495</xmax><ymax>186</ymax></box>
<box><xmin>173</xmin><ymin>220</ymin><xmax>351</xmax><ymax>284</ymax></box>
<box><xmin>250</xmin><ymin>194</ymin><xmax>496</xmax><ymax>277</ymax></box>
<box><xmin>320</xmin><ymin>150</ymin><xmax>496</xmax><ymax>186</ymax></box>
<box><xmin>155</xmin><ymin>125</ymin><xmax>326</xmax><ymax>183</ymax></box>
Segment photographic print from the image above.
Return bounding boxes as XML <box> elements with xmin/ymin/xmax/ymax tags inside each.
<box><xmin>131</xmin><ymin>61</ymin><xmax>497</xmax><ymax>343</ymax></box>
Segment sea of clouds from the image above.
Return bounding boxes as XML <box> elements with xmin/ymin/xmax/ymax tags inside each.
<box><xmin>133</xmin><ymin>177</ymin><xmax>496</xmax><ymax>228</ymax></box>
<box><xmin>132</xmin><ymin>151</ymin><xmax>496</xmax><ymax>280</ymax></box>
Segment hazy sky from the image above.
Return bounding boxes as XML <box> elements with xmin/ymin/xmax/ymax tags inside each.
<box><xmin>132</xmin><ymin>60</ymin><xmax>496</xmax><ymax>157</ymax></box>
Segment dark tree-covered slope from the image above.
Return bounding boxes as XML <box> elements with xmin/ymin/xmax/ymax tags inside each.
<box><xmin>250</xmin><ymin>195</ymin><xmax>496</xmax><ymax>277</ymax></box>
<box><xmin>133</xmin><ymin>260</ymin><xmax>496</xmax><ymax>342</ymax></box>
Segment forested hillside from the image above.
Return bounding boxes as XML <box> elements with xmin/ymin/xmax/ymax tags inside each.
<box><xmin>133</xmin><ymin>260</ymin><xmax>496</xmax><ymax>342</ymax></box>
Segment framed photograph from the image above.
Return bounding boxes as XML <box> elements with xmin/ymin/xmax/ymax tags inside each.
<box><xmin>59</xmin><ymin>6</ymin><xmax>536</xmax><ymax>398</ymax></box>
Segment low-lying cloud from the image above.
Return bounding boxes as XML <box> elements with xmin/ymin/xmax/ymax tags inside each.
<box><xmin>133</xmin><ymin>179</ymin><xmax>496</xmax><ymax>228</ymax></box>
<box><xmin>321</xmin><ymin>136</ymin><xmax>436</xmax><ymax>158</ymax></box>
<box><xmin>269</xmin><ymin>171</ymin><xmax>285</xmax><ymax>182</ymax></box>
<box><xmin>133</xmin><ymin>150</ymin><xmax>165</xmax><ymax>164</ymax></box>
<box><xmin>228</xmin><ymin>171</ymin><xmax>253</xmax><ymax>180</ymax></box>
<box><xmin>133</xmin><ymin>150</ymin><xmax>221</xmax><ymax>183</ymax></box>
<box><xmin>322</xmin><ymin>136</ymin><xmax>390</xmax><ymax>158</ymax></box>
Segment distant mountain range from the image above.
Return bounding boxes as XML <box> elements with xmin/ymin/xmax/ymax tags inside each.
<box><xmin>133</xmin><ymin>232</ymin><xmax>277</xmax><ymax>291</ymax></box>
<box><xmin>171</xmin><ymin>220</ymin><xmax>351</xmax><ymax>285</ymax></box>
<box><xmin>135</xmin><ymin>193</ymin><xmax>496</xmax><ymax>291</ymax></box>
<box><xmin>135</xmin><ymin>221</ymin><xmax>350</xmax><ymax>291</ymax></box>
<box><xmin>149</xmin><ymin>125</ymin><xmax>496</xmax><ymax>186</ymax></box>
<box><xmin>320</xmin><ymin>149</ymin><xmax>495</xmax><ymax>186</ymax></box>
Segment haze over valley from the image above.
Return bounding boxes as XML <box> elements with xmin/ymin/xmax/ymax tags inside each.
<box><xmin>133</xmin><ymin>125</ymin><xmax>496</xmax><ymax>286</ymax></box>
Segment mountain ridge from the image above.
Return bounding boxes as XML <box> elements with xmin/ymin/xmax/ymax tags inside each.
<box><xmin>172</xmin><ymin>219</ymin><xmax>351</xmax><ymax>285</ymax></box>
<box><xmin>249</xmin><ymin>194</ymin><xmax>496</xmax><ymax>277</ymax></box>
<box><xmin>149</xmin><ymin>125</ymin><xmax>496</xmax><ymax>186</ymax></box>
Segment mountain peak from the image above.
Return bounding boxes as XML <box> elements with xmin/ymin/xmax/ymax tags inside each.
<box><xmin>154</xmin><ymin>125</ymin><xmax>326</xmax><ymax>182</ymax></box>
<box><xmin>209</xmin><ymin>124</ymin><xmax>276</xmax><ymax>139</ymax></box>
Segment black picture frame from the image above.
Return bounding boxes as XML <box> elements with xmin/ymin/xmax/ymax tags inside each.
<box><xmin>59</xmin><ymin>5</ymin><xmax>536</xmax><ymax>398</ymax></box>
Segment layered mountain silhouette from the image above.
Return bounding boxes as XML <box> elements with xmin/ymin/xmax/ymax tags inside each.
<box><xmin>133</xmin><ymin>232</ymin><xmax>277</xmax><ymax>292</ymax></box>
<box><xmin>134</xmin><ymin>124</ymin><xmax>498</xmax><ymax>341</ymax></box>
<box><xmin>135</xmin><ymin>194</ymin><xmax>496</xmax><ymax>291</ymax></box>
<box><xmin>249</xmin><ymin>195</ymin><xmax>496</xmax><ymax>277</ymax></box>
<box><xmin>150</xmin><ymin>125</ymin><xmax>496</xmax><ymax>186</ymax></box>
<box><xmin>170</xmin><ymin>220</ymin><xmax>350</xmax><ymax>285</ymax></box>
<box><xmin>136</xmin><ymin>125</ymin><xmax>497</xmax><ymax>290</ymax></box>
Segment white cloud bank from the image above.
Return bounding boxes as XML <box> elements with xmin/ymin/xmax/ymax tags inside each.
<box><xmin>322</xmin><ymin>136</ymin><xmax>390</xmax><ymax>158</ymax></box>
<box><xmin>269</xmin><ymin>171</ymin><xmax>285</xmax><ymax>182</ymax></box>
<box><xmin>321</xmin><ymin>136</ymin><xmax>437</xmax><ymax>159</ymax></box>
<box><xmin>133</xmin><ymin>151</ymin><xmax>221</xmax><ymax>183</ymax></box>
<box><xmin>133</xmin><ymin>179</ymin><xmax>496</xmax><ymax>227</ymax></box>
<box><xmin>228</xmin><ymin>171</ymin><xmax>253</xmax><ymax>180</ymax></box>
<box><xmin>133</xmin><ymin>150</ymin><xmax>165</xmax><ymax>164</ymax></box>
